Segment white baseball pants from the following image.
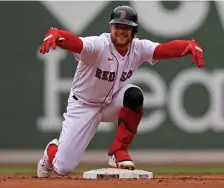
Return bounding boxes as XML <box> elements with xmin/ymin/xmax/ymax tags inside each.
<box><xmin>52</xmin><ymin>84</ymin><xmax>140</xmax><ymax>175</ymax></box>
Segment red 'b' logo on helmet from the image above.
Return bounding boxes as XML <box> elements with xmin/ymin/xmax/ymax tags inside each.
<box><xmin>119</xmin><ymin>11</ymin><xmax>126</xmax><ymax>19</ymax></box>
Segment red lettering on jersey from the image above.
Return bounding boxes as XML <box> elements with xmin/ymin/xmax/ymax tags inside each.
<box><xmin>120</xmin><ymin>70</ymin><xmax>133</xmax><ymax>82</ymax></box>
<box><xmin>95</xmin><ymin>68</ymin><xmax>102</xmax><ymax>79</ymax></box>
<box><xmin>127</xmin><ymin>70</ymin><xmax>133</xmax><ymax>78</ymax></box>
<box><xmin>95</xmin><ymin>68</ymin><xmax>116</xmax><ymax>82</ymax></box>
<box><xmin>102</xmin><ymin>71</ymin><xmax>109</xmax><ymax>81</ymax></box>
<box><xmin>120</xmin><ymin>72</ymin><xmax>127</xmax><ymax>82</ymax></box>
<box><xmin>108</xmin><ymin>72</ymin><xmax>116</xmax><ymax>82</ymax></box>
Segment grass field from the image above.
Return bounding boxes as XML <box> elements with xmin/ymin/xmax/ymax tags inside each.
<box><xmin>1</xmin><ymin>164</ymin><xmax>224</xmax><ymax>175</ymax></box>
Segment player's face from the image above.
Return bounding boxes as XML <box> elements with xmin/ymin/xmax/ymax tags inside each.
<box><xmin>110</xmin><ymin>24</ymin><xmax>133</xmax><ymax>47</ymax></box>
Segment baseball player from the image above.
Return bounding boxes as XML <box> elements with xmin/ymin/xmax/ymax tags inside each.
<box><xmin>37</xmin><ymin>5</ymin><xmax>205</xmax><ymax>178</ymax></box>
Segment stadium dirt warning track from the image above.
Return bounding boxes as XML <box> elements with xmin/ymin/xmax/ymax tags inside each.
<box><xmin>0</xmin><ymin>174</ymin><xmax>224</xmax><ymax>188</ymax></box>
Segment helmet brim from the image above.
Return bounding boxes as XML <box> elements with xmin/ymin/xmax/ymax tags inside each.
<box><xmin>109</xmin><ymin>18</ymin><xmax>138</xmax><ymax>27</ymax></box>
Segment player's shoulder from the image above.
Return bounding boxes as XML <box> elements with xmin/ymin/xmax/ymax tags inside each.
<box><xmin>133</xmin><ymin>37</ymin><xmax>154</xmax><ymax>46</ymax></box>
<box><xmin>80</xmin><ymin>33</ymin><xmax>110</xmax><ymax>46</ymax></box>
<box><xmin>132</xmin><ymin>37</ymin><xmax>159</xmax><ymax>50</ymax></box>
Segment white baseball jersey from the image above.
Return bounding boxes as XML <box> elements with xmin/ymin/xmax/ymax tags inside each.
<box><xmin>72</xmin><ymin>33</ymin><xmax>159</xmax><ymax>106</ymax></box>
<box><xmin>48</xmin><ymin>33</ymin><xmax>160</xmax><ymax>175</ymax></box>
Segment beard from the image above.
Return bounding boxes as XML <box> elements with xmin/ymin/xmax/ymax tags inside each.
<box><xmin>111</xmin><ymin>35</ymin><xmax>132</xmax><ymax>48</ymax></box>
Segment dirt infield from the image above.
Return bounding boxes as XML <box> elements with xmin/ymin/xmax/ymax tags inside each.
<box><xmin>1</xmin><ymin>174</ymin><xmax>224</xmax><ymax>188</ymax></box>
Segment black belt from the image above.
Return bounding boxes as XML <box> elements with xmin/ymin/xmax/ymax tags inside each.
<box><xmin>73</xmin><ymin>95</ymin><xmax>78</xmax><ymax>101</ymax></box>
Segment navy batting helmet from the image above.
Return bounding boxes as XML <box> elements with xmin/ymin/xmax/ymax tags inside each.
<box><xmin>109</xmin><ymin>5</ymin><xmax>138</xmax><ymax>37</ymax></box>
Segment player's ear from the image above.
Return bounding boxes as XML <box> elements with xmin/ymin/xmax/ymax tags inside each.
<box><xmin>109</xmin><ymin>24</ymin><xmax>113</xmax><ymax>30</ymax></box>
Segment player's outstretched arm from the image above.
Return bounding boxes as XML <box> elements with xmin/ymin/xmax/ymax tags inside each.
<box><xmin>153</xmin><ymin>39</ymin><xmax>204</xmax><ymax>68</ymax></box>
<box><xmin>40</xmin><ymin>27</ymin><xmax>83</xmax><ymax>54</ymax></box>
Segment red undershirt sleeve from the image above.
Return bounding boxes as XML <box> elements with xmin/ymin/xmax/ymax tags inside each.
<box><xmin>56</xmin><ymin>30</ymin><xmax>83</xmax><ymax>54</ymax></box>
<box><xmin>153</xmin><ymin>40</ymin><xmax>191</xmax><ymax>60</ymax></box>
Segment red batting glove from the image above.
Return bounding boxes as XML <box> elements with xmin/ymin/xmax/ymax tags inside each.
<box><xmin>40</xmin><ymin>27</ymin><xmax>61</xmax><ymax>54</ymax></box>
<box><xmin>181</xmin><ymin>39</ymin><xmax>205</xmax><ymax>68</ymax></box>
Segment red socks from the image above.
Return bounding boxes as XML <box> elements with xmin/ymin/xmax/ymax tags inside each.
<box><xmin>47</xmin><ymin>144</ymin><xmax>58</xmax><ymax>168</ymax></box>
<box><xmin>108</xmin><ymin>107</ymin><xmax>143</xmax><ymax>161</ymax></box>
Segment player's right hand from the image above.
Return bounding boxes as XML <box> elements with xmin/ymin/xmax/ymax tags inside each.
<box><xmin>40</xmin><ymin>27</ymin><xmax>61</xmax><ymax>54</ymax></box>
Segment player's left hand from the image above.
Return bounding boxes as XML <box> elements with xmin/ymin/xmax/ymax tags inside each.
<box><xmin>181</xmin><ymin>39</ymin><xmax>205</xmax><ymax>68</ymax></box>
<box><xmin>40</xmin><ymin>27</ymin><xmax>61</xmax><ymax>54</ymax></box>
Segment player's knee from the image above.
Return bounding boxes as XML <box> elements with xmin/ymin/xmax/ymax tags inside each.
<box><xmin>53</xmin><ymin>163</ymin><xmax>75</xmax><ymax>176</ymax></box>
<box><xmin>123</xmin><ymin>87</ymin><xmax>144</xmax><ymax>112</ymax></box>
